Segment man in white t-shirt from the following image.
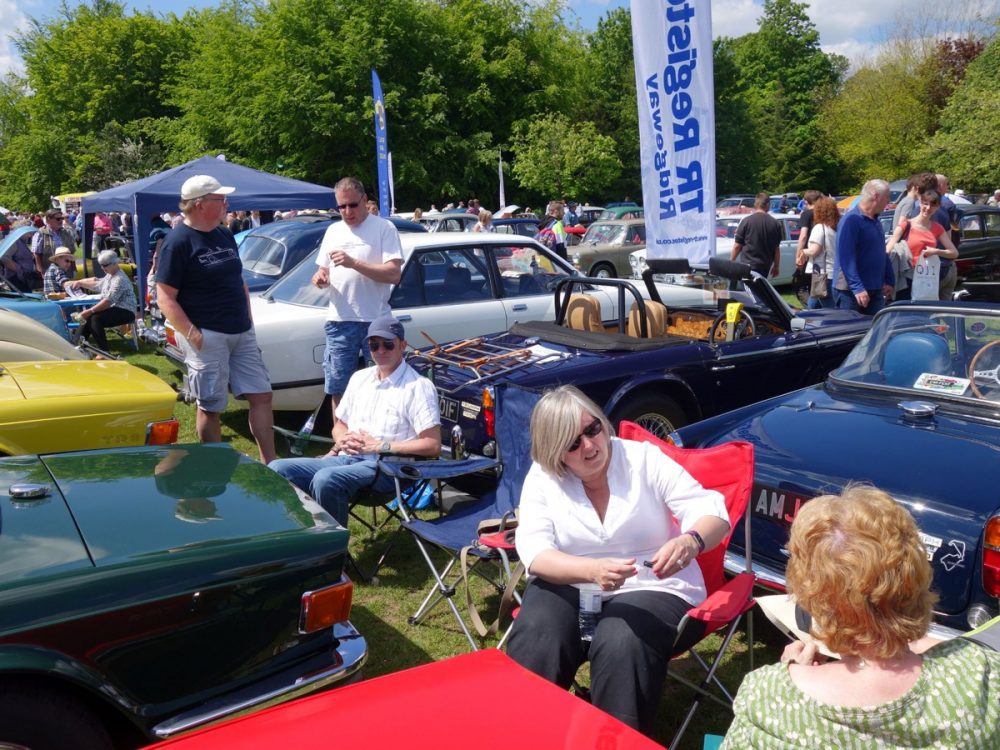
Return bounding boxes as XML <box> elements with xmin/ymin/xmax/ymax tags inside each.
<box><xmin>312</xmin><ymin>177</ymin><xmax>403</xmax><ymax>419</ymax></box>
<box><xmin>268</xmin><ymin>316</ymin><xmax>440</xmax><ymax>525</ymax></box>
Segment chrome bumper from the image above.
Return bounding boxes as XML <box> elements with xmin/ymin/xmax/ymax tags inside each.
<box><xmin>152</xmin><ymin>621</ymin><xmax>367</xmax><ymax>738</ymax></box>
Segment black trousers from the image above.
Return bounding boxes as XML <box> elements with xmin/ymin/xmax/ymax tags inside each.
<box><xmin>506</xmin><ymin>578</ymin><xmax>703</xmax><ymax>734</ymax></box>
<box><xmin>81</xmin><ymin>306</ymin><xmax>134</xmax><ymax>350</ymax></box>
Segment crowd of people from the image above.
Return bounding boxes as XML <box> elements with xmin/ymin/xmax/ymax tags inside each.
<box><xmin>729</xmin><ymin>172</ymin><xmax>970</xmax><ymax>315</ymax></box>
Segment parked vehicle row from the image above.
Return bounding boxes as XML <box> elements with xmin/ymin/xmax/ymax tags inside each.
<box><xmin>410</xmin><ymin>256</ymin><xmax>871</xmax><ymax>462</ymax></box>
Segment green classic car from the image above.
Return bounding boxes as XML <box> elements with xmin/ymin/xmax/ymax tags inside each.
<box><xmin>0</xmin><ymin>443</ymin><xmax>367</xmax><ymax>750</ymax></box>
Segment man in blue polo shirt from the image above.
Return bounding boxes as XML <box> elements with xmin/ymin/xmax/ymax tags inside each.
<box><xmin>833</xmin><ymin>179</ymin><xmax>895</xmax><ymax>315</ymax></box>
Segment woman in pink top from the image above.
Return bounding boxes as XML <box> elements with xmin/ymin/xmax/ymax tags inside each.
<box><xmin>885</xmin><ymin>190</ymin><xmax>958</xmax><ymax>300</ymax></box>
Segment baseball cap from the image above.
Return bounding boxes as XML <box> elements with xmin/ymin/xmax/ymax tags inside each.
<box><xmin>181</xmin><ymin>175</ymin><xmax>236</xmax><ymax>201</ymax></box>
<box><xmin>367</xmin><ymin>315</ymin><xmax>405</xmax><ymax>341</ymax></box>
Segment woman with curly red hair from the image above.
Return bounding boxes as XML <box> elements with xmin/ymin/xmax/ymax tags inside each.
<box><xmin>722</xmin><ymin>486</ymin><xmax>1000</xmax><ymax>748</ymax></box>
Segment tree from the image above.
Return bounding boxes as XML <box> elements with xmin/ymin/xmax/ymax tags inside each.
<box><xmin>730</xmin><ymin>0</ymin><xmax>844</xmax><ymax>191</ymax></box>
<box><xmin>926</xmin><ymin>31</ymin><xmax>1000</xmax><ymax>189</ymax></box>
<box><xmin>0</xmin><ymin>0</ymin><xmax>190</xmax><ymax>207</ymax></box>
<box><xmin>916</xmin><ymin>37</ymin><xmax>987</xmax><ymax>132</ymax></box>
<box><xmin>509</xmin><ymin>112</ymin><xmax>622</xmax><ymax>198</ymax></box>
<box><xmin>713</xmin><ymin>38</ymin><xmax>762</xmax><ymax>194</ymax></box>
<box><xmin>580</xmin><ymin>7</ymin><xmax>640</xmax><ymax>201</ymax></box>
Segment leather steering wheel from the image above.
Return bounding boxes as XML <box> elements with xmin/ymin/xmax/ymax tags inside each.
<box><xmin>709</xmin><ymin>310</ymin><xmax>755</xmax><ymax>342</ymax></box>
<box><xmin>969</xmin><ymin>339</ymin><xmax>1000</xmax><ymax>399</ymax></box>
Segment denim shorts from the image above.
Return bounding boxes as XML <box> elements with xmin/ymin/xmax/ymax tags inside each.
<box><xmin>182</xmin><ymin>328</ymin><xmax>271</xmax><ymax>413</ymax></box>
<box><xmin>323</xmin><ymin>320</ymin><xmax>370</xmax><ymax>397</ymax></box>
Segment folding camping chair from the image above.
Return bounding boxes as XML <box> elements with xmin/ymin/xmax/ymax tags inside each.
<box><xmin>616</xmin><ymin>421</ymin><xmax>756</xmax><ymax>750</ymax></box>
<box><xmin>272</xmin><ymin>405</ymin><xmax>497</xmax><ymax>583</ymax></box>
<box><xmin>349</xmin><ymin>455</ymin><xmax>498</xmax><ymax>583</ymax></box>
<box><xmin>403</xmin><ymin>384</ymin><xmax>540</xmax><ymax>650</ymax></box>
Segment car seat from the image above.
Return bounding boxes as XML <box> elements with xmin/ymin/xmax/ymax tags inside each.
<box><xmin>883</xmin><ymin>332</ymin><xmax>951</xmax><ymax>387</ymax></box>
<box><xmin>627</xmin><ymin>300</ymin><xmax>666</xmax><ymax>338</ymax></box>
<box><xmin>564</xmin><ymin>294</ymin><xmax>603</xmax><ymax>332</ymax></box>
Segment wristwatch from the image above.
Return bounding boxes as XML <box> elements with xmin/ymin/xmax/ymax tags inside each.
<box><xmin>378</xmin><ymin>440</ymin><xmax>391</xmax><ymax>455</ymax></box>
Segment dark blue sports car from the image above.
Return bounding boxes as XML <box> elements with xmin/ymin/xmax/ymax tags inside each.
<box><xmin>671</xmin><ymin>295</ymin><xmax>1000</xmax><ymax>638</ymax></box>
<box><xmin>412</xmin><ymin>257</ymin><xmax>873</xmax><ymax>464</ymax></box>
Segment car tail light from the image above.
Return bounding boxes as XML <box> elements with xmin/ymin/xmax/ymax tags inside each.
<box><xmin>300</xmin><ymin>576</ymin><xmax>353</xmax><ymax>633</ymax></box>
<box><xmin>983</xmin><ymin>516</ymin><xmax>1000</xmax><ymax>598</ymax></box>
<box><xmin>482</xmin><ymin>387</ymin><xmax>496</xmax><ymax>438</ymax></box>
<box><xmin>146</xmin><ymin>418</ymin><xmax>180</xmax><ymax>445</ymax></box>
<box><xmin>165</xmin><ymin>325</ymin><xmax>177</xmax><ymax>348</ymax></box>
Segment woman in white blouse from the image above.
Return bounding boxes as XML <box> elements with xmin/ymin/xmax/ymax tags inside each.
<box><xmin>506</xmin><ymin>385</ymin><xmax>730</xmax><ymax>734</ymax></box>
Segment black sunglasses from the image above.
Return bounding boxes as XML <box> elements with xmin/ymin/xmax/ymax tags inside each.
<box><xmin>368</xmin><ymin>339</ymin><xmax>396</xmax><ymax>352</ymax></box>
<box><xmin>337</xmin><ymin>202</ymin><xmax>361</xmax><ymax>210</ymax></box>
<box><xmin>568</xmin><ymin>417</ymin><xmax>603</xmax><ymax>452</ymax></box>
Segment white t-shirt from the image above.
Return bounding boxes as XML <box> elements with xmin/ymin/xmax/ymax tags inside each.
<box><xmin>807</xmin><ymin>223</ymin><xmax>836</xmax><ymax>276</ymax></box>
<box><xmin>316</xmin><ymin>215</ymin><xmax>403</xmax><ymax>322</ymax></box>
<box><xmin>335</xmin><ymin>360</ymin><xmax>440</xmax><ymax>458</ymax></box>
<box><xmin>515</xmin><ymin>437</ymin><xmax>728</xmax><ymax>606</ymax></box>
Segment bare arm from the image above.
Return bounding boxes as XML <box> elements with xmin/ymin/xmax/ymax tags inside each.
<box><xmin>885</xmin><ymin>223</ymin><xmax>904</xmax><ymax>254</ymax></box>
<box><xmin>731</xmin><ymin>242</ymin><xmax>742</xmax><ymax>261</ymax></box>
<box><xmin>926</xmin><ymin>231</ymin><xmax>959</xmax><ymax>260</ymax></box>
<box><xmin>157</xmin><ymin>282</ymin><xmax>204</xmax><ymax>350</ymax></box>
<box><xmin>328</xmin><ymin>254</ymin><xmax>402</xmax><ymax>285</ymax></box>
<box><xmin>312</xmin><ymin>266</ymin><xmax>330</xmax><ymax>288</ymax></box>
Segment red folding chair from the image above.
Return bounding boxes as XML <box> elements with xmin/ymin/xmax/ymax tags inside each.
<box><xmin>617</xmin><ymin>421</ymin><xmax>755</xmax><ymax>750</ymax></box>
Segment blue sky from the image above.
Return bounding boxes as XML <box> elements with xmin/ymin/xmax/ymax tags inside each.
<box><xmin>4</xmin><ymin>0</ymin><xmax>997</xmax><ymax>76</ymax></box>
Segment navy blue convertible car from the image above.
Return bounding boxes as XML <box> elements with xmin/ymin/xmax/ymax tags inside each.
<box><xmin>672</xmin><ymin>294</ymin><xmax>1000</xmax><ymax>637</ymax></box>
<box><xmin>412</xmin><ymin>257</ymin><xmax>873</xmax><ymax>463</ymax></box>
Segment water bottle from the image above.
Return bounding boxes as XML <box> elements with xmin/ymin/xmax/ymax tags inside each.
<box><xmin>578</xmin><ymin>584</ymin><xmax>602</xmax><ymax>641</ymax></box>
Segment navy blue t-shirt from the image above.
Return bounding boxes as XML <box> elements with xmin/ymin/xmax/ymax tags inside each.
<box><xmin>155</xmin><ymin>223</ymin><xmax>250</xmax><ymax>334</ymax></box>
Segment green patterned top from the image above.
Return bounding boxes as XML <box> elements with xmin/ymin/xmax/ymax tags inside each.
<box><xmin>721</xmin><ymin>638</ymin><xmax>999</xmax><ymax>749</ymax></box>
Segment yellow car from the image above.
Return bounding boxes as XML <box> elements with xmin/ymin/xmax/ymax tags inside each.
<box><xmin>0</xmin><ymin>359</ymin><xmax>179</xmax><ymax>455</ymax></box>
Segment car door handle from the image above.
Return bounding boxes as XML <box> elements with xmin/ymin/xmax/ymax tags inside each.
<box><xmin>396</xmin><ymin>314</ymin><xmax>412</xmax><ymax>322</ymax></box>
<box><xmin>711</xmin><ymin>364</ymin><xmax>736</xmax><ymax>371</ymax></box>
<box><xmin>511</xmin><ymin>304</ymin><xmax>527</xmax><ymax>311</ymax></box>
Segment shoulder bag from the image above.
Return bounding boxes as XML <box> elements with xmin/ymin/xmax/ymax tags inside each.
<box><xmin>809</xmin><ymin>226</ymin><xmax>829</xmax><ymax>299</ymax></box>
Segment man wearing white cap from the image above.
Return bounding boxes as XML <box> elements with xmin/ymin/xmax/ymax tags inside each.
<box><xmin>156</xmin><ymin>175</ymin><xmax>276</xmax><ymax>464</ymax></box>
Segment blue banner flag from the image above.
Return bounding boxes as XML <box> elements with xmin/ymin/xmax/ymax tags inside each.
<box><xmin>631</xmin><ymin>0</ymin><xmax>716</xmax><ymax>263</ymax></box>
<box><xmin>372</xmin><ymin>69</ymin><xmax>391</xmax><ymax>217</ymax></box>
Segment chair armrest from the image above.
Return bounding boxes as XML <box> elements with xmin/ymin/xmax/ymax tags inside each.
<box><xmin>686</xmin><ymin>572</ymin><xmax>756</xmax><ymax>624</ymax></box>
<box><xmin>377</xmin><ymin>456</ymin><xmax>498</xmax><ymax>480</ymax></box>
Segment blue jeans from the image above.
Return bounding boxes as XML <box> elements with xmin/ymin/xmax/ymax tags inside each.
<box><xmin>323</xmin><ymin>320</ymin><xmax>371</xmax><ymax>397</ymax></box>
<box><xmin>268</xmin><ymin>454</ymin><xmax>393</xmax><ymax>526</ymax></box>
<box><xmin>833</xmin><ymin>287</ymin><xmax>885</xmax><ymax>316</ymax></box>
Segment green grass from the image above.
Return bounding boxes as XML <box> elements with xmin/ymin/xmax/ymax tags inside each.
<box><xmin>117</xmin><ymin>336</ymin><xmax>785</xmax><ymax>749</ymax></box>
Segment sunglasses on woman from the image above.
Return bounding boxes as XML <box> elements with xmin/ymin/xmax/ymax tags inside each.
<box><xmin>368</xmin><ymin>339</ymin><xmax>396</xmax><ymax>352</ymax></box>
<box><xmin>568</xmin><ymin>417</ymin><xmax>604</xmax><ymax>452</ymax></box>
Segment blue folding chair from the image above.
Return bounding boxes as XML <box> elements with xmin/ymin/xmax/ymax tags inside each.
<box><xmin>403</xmin><ymin>384</ymin><xmax>540</xmax><ymax>649</ymax></box>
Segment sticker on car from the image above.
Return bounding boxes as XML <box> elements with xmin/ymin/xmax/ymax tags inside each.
<box><xmin>439</xmin><ymin>395</ymin><xmax>460</xmax><ymax>422</ymax></box>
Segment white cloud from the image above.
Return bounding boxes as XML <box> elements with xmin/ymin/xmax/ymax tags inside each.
<box><xmin>0</xmin><ymin>0</ymin><xmax>31</xmax><ymax>77</ymax></box>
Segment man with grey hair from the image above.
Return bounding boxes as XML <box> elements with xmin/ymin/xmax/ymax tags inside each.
<box><xmin>833</xmin><ymin>179</ymin><xmax>894</xmax><ymax>315</ymax></box>
<box><xmin>156</xmin><ymin>175</ymin><xmax>275</xmax><ymax>464</ymax></box>
<box><xmin>312</xmin><ymin>177</ymin><xmax>402</xmax><ymax>418</ymax></box>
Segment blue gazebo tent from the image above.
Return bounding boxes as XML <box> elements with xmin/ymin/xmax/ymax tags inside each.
<box><xmin>81</xmin><ymin>155</ymin><xmax>335</xmax><ymax>300</ymax></box>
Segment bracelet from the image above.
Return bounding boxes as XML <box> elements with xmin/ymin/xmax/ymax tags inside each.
<box><xmin>187</xmin><ymin>324</ymin><xmax>197</xmax><ymax>338</ymax></box>
<box><xmin>685</xmin><ymin>529</ymin><xmax>706</xmax><ymax>553</ymax></box>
